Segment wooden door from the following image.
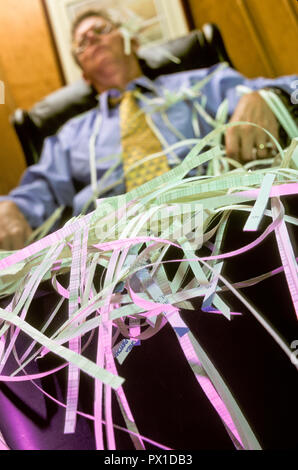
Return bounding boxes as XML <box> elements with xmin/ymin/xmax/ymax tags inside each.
<box><xmin>0</xmin><ymin>61</ymin><xmax>26</xmax><ymax>194</ymax></box>
<box><xmin>0</xmin><ymin>0</ymin><xmax>64</xmax><ymax>194</ymax></box>
<box><xmin>184</xmin><ymin>0</ymin><xmax>298</xmax><ymax>78</ymax></box>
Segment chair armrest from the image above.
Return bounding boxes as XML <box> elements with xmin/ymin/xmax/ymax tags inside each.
<box><xmin>10</xmin><ymin>109</ymin><xmax>43</xmax><ymax>166</ymax></box>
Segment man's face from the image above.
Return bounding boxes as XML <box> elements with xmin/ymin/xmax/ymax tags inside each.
<box><xmin>73</xmin><ymin>15</ymin><xmax>137</xmax><ymax>91</ymax></box>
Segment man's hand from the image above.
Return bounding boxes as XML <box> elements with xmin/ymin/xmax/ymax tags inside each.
<box><xmin>226</xmin><ymin>91</ymin><xmax>279</xmax><ymax>162</ymax></box>
<box><xmin>0</xmin><ymin>201</ymin><xmax>32</xmax><ymax>251</ymax></box>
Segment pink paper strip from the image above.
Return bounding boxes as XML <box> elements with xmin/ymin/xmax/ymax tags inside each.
<box><xmin>64</xmin><ymin>230</ymin><xmax>83</xmax><ymax>434</ymax></box>
<box><xmin>178</xmin><ymin>331</ymin><xmax>243</xmax><ymax>448</ymax></box>
<box><xmin>271</xmin><ymin>197</ymin><xmax>298</xmax><ymax>319</ymax></box>
<box><xmin>233</xmin><ymin>182</ymin><xmax>298</xmax><ymax>199</ymax></box>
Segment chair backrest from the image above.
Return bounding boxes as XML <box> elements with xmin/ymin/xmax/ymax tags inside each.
<box><xmin>11</xmin><ymin>24</ymin><xmax>233</xmax><ymax>166</ymax></box>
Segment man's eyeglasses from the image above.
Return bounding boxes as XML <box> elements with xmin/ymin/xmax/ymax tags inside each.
<box><xmin>73</xmin><ymin>22</ymin><xmax>115</xmax><ymax>56</ymax></box>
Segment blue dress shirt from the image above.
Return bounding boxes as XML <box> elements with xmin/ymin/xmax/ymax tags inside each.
<box><xmin>0</xmin><ymin>64</ymin><xmax>296</xmax><ymax>228</ymax></box>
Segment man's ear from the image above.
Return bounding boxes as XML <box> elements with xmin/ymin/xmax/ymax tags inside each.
<box><xmin>82</xmin><ymin>71</ymin><xmax>92</xmax><ymax>85</ymax></box>
<box><xmin>131</xmin><ymin>37</ymin><xmax>140</xmax><ymax>53</ymax></box>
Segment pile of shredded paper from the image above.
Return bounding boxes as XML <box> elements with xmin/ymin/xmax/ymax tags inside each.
<box><xmin>0</xmin><ymin>80</ymin><xmax>297</xmax><ymax>450</ymax></box>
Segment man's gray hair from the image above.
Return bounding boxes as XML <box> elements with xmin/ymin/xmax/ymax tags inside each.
<box><xmin>71</xmin><ymin>6</ymin><xmax>120</xmax><ymax>41</ymax></box>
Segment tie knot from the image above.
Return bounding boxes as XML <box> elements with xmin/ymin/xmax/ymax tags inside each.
<box><xmin>109</xmin><ymin>90</ymin><xmax>136</xmax><ymax>108</ymax></box>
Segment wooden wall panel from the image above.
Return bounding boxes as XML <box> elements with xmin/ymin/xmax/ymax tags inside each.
<box><xmin>0</xmin><ymin>61</ymin><xmax>26</xmax><ymax>194</ymax></box>
<box><xmin>185</xmin><ymin>0</ymin><xmax>298</xmax><ymax>78</ymax></box>
<box><xmin>0</xmin><ymin>0</ymin><xmax>64</xmax><ymax>194</ymax></box>
<box><xmin>0</xmin><ymin>0</ymin><xmax>63</xmax><ymax>109</ymax></box>
<box><xmin>243</xmin><ymin>0</ymin><xmax>298</xmax><ymax>76</ymax></box>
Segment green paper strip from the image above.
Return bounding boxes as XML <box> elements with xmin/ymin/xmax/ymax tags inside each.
<box><xmin>0</xmin><ymin>309</ymin><xmax>124</xmax><ymax>389</ymax></box>
<box><xmin>243</xmin><ymin>172</ymin><xmax>276</xmax><ymax>231</ymax></box>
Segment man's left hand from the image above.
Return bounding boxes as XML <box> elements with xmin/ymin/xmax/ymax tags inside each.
<box><xmin>225</xmin><ymin>91</ymin><xmax>279</xmax><ymax>162</ymax></box>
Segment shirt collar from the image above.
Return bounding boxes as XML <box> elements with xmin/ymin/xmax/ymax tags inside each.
<box><xmin>98</xmin><ymin>75</ymin><xmax>160</xmax><ymax>115</ymax></box>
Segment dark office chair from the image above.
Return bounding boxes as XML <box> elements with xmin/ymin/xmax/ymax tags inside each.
<box><xmin>10</xmin><ymin>24</ymin><xmax>233</xmax><ymax>166</ymax></box>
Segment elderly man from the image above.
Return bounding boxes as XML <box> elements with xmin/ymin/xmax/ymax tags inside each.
<box><xmin>0</xmin><ymin>8</ymin><xmax>296</xmax><ymax>250</ymax></box>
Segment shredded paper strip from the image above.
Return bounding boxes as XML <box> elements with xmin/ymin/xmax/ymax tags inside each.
<box><xmin>0</xmin><ymin>80</ymin><xmax>297</xmax><ymax>450</ymax></box>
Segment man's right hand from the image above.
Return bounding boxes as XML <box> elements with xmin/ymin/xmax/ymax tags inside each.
<box><xmin>0</xmin><ymin>201</ymin><xmax>32</xmax><ymax>251</ymax></box>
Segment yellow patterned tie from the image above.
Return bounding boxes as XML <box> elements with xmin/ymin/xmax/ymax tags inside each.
<box><xmin>119</xmin><ymin>90</ymin><xmax>170</xmax><ymax>192</ymax></box>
